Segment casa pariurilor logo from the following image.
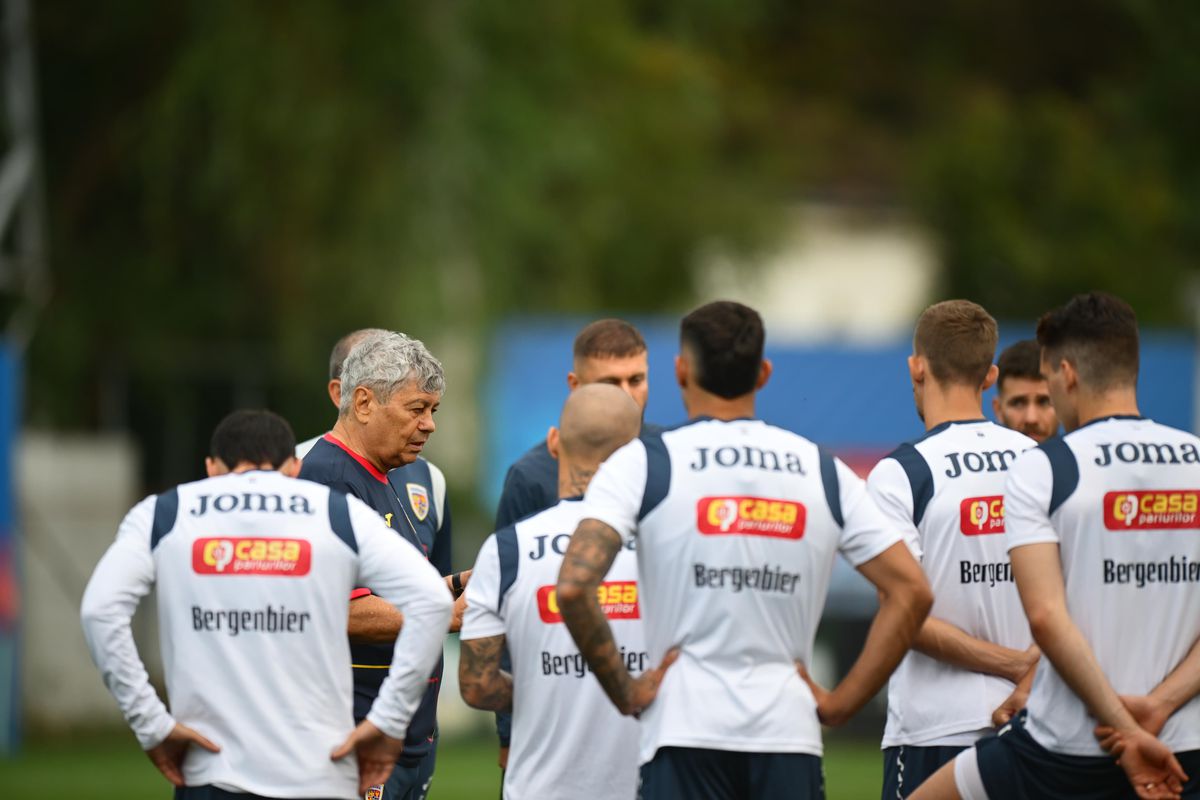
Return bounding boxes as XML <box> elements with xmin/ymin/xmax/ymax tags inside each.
<box><xmin>696</xmin><ymin>496</ymin><xmax>806</xmax><ymax>539</ymax></box>
<box><xmin>192</xmin><ymin>537</ymin><xmax>312</xmax><ymax>576</ymax></box>
<box><xmin>1104</xmin><ymin>490</ymin><xmax>1200</xmax><ymax>530</ymax></box>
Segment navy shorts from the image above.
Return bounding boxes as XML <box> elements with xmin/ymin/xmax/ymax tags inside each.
<box><xmin>375</xmin><ymin>736</ymin><xmax>437</xmax><ymax>800</ymax></box>
<box><xmin>881</xmin><ymin>745</ymin><xmax>966</xmax><ymax>799</ymax></box>
<box><xmin>974</xmin><ymin>713</ymin><xmax>1200</xmax><ymax>799</ymax></box>
<box><xmin>639</xmin><ymin>746</ymin><xmax>824</xmax><ymax>800</ymax></box>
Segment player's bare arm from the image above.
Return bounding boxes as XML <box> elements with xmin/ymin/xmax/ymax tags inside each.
<box><xmin>445</xmin><ymin>569</ymin><xmax>471</xmax><ymax>633</ymax></box>
<box><xmin>815</xmin><ymin>541</ymin><xmax>932</xmax><ymax>726</ymax></box>
<box><xmin>1097</xmin><ymin>633</ymin><xmax>1200</xmax><ymax>747</ymax></box>
<box><xmin>347</xmin><ymin>594</ymin><xmax>405</xmax><ymax>643</ymax></box>
<box><xmin>914</xmin><ymin>617</ymin><xmax>1039</xmax><ymax>684</ymax></box>
<box><xmin>459</xmin><ymin>634</ymin><xmax>514</xmax><ymax>712</ymax></box>
<box><xmin>1012</xmin><ymin>543</ymin><xmax>1189</xmax><ymax>799</ymax></box>
<box><xmin>557</xmin><ymin>519</ymin><xmax>676</xmax><ymax>716</ymax></box>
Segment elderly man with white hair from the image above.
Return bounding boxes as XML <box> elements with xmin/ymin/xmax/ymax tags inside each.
<box><xmin>300</xmin><ymin>329</ymin><xmax>465</xmax><ymax>800</ymax></box>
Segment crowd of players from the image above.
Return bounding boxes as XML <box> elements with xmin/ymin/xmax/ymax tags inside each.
<box><xmin>78</xmin><ymin>292</ymin><xmax>1200</xmax><ymax>800</ymax></box>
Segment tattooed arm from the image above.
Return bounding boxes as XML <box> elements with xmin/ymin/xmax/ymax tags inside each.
<box><xmin>557</xmin><ymin>518</ymin><xmax>677</xmax><ymax>716</ymax></box>
<box><xmin>459</xmin><ymin>634</ymin><xmax>513</xmax><ymax>712</ymax></box>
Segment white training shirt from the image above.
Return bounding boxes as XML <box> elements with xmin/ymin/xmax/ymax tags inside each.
<box><xmin>1008</xmin><ymin>416</ymin><xmax>1200</xmax><ymax>756</ymax></box>
<box><xmin>461</xmin><ymin>498</ymin><xmax>646</xmax><ymax>800</ymax></box>
<box><xmin>582</xmin><ymin>417</ymin><xmax>902</xmax><ymax>764</ymax></box>
<box><xmin>869</xmin><ymin>419</ymin><xmax>1036</xmax><ymax>748</ymax></box>
<box><xmin>80</xmin><ymin>470</ymin><xmax>453</xmax><ymax>799</ymax></box>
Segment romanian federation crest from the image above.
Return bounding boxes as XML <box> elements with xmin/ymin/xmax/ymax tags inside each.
<box><xmin>407</xmin><ymin>483</ymin><xmax>430</xmax><ymax>521</ymax></box>
<box><xmin>365</xmin><ymin>786</ymin><xmax>383</xmax><ymax>800</ymax></box>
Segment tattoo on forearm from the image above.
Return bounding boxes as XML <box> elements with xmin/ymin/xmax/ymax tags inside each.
<box><xmin>459</xmin><ymin>635</ymin><xmax>513</xmax><ymax>711</ymax></box>
<box><xmin>558</xmin><ymin>520</ymin><xmax>632</xmax><ymax>711</ymax></box>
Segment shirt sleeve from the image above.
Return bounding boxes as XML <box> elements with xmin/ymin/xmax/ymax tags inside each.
<box><xmin>460</xmin><ymin>534</ymin><xmax>507</xmax><ymax>641</ymax></box>
<box><xmin>427</xmin><ymin>464</ymin><xmax>453</xmax><ymax>576</ymax></box>
<box><xmin>348</xmin><ymin>495</ymin><xmax>454</xmax><ymax>740</ymax></box>
<box><xmin>79</xmin><ymin>496</ymin><xmax>176</xmax><ymax>750</ymax></box>
<box><xmin>581</xmin><ymin>439</ymin><xmax>649</xmax><ymax>545</ymax></box>
<box><xmin>836</xmin><ymin>459</ymin><xmax>904</xmax><ymax>567</ymax></box>
<box><xmin>1004</xmin><ymin>448</ymin><xmax>1059</xmax><ymax>551</ymax></box>
<box><xmin>866</xmin><ymin>457</ymin><xmax>922</xmax><ymax>560</ymax></box>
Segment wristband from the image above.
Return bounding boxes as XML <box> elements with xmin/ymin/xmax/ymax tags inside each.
<box><xmin>451</xmin><ymin>572</ymin><xmax>464</xmax><ymax>595</ymax></box>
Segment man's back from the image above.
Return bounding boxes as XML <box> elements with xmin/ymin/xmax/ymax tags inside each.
<box><xmin>464</xmin><ymin>498</ymin><xmax>645</xmax><ymax>799</ymax></box>
<box><xmin>870</xmin><ymin>420</ymin><xmax>1036</xmax><ymax>747</ymax></box>
<box><xmin>583</xmin><ymin>417</ymin><xmax>900</xmax><ymax>763</ymax></box>
<box><xmin>81</xmin><ymin>470</ymin><xmax>443</xmax><ymax>798</ymax></box>
<box><xmin>1007</xmin><ymin>415</ymin><xmax>1200</xmax><ymax>756</ymax></box>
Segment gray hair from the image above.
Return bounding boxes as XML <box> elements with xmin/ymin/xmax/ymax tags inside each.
<box><xmin>337</xmin><ymin>331</ymin><xmax>446</xmax><ymax>416</ymax></box>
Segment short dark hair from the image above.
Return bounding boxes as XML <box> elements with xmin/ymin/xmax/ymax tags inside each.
<box><xmin>573</xmin><ymin>319</ymin><xmax>647</xmax><ymax>362</ymax></box>
<box><xmin>210</xmin><ymin>410</ymin><xmax>296</xmax><ymax>469</ymax></box>
<box><xmin>913</xmin><ymin>300</ymin><xmax>998</xmax><ymax>387</ymax></box>
<box><xmin>1036</xmin><ymin>292</ymin><xmax>1139</xmax><ymax>390</ymax></box>
<box><xmin>329</xmin><ymin>329</ymin><xmax>386</xmax><ymax>381</ymax></box>
<box><xmin>996</xmin><ymin>339</ymin><xmax>1044</xmax><ymax>389</ymax></box>
<box><xmin>680</xmin><ymin>301</ymin><xmax>764</xmax><ymax>399</ymax></box>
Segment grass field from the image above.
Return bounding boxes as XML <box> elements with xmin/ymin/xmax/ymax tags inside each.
<box><xmin>0</xmin><ymin>732</ymin><xmax>882</xmax><ymax>798</ymax></box>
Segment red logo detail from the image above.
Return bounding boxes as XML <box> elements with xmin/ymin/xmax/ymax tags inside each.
<box><xmin>1104</xmin><ymin>491</ymin><xmax>1200</xmax><ymax>530</ymax></box>
<box><xmin>960</xmin><ymin>496</ymin><xmax>1006</xmax><ymax>535</ymax></box>
<box><xmin>536</xmin><ymin>581</ymin><xmax>640</xmax><ymax>624</ymax></box>
<box><xmin>192</xmin><ymin>538</ymin><xmax>312</xmax><ymax>576</ymax></box>
<box><xmin>696</xmin><ymin>496</ymin><xmax>806</xmax><ymax>539</ymax></box>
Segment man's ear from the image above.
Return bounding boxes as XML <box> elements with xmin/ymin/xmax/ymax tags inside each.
<box><xmin>674</xmin><ymin>354</ymin><xmax>688</xmax><ymax>389</ymax></box>
<box><xmin>205</xmin><ymin>457</ymin><xmax>228</xmax><ymax>477</ymax></box>
<box><xmin>981</xmin><ymin>363</ymin><xmax>999</xmax><ymax>392</ymax></box>
<box><xmin>280</xmin><ymin>456</ymin><xmax>301</xmax><ymax>478</ymax></box>
<box><xmin>327</xmin><ymin>379</ymin><xmax>342</xmax><ymax>410</ymax></box>
<box><xmin>755</xmin><ymin>358</ymin><xmax>773</xmax><ymax>391</ymax></box>
<box><xmin>546</xmin><ymin>426</ymin><xmax>561</xmax><ymax>460</ymax></box>
<box><xmin>907</xmin><ymin>354</ymin><xmax>925</xmax><ymax>385</ymax></box>
<box><xmin>1060</xmin><ymin>359</ymin><xmax>1079</xmax><ymax>393</ymax></box>
<box><xmin>352</xmin><ymin>385</ymin><xmax>374</xmax><ymax>423</ymax></box>
<box><xmin>566</xmin><ymin>372</ymin><xmax>581</xmax><ymax>391</ymax></box>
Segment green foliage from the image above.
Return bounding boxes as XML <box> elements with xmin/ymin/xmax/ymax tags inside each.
<box><xmin>25</xmin><ymin>0</ymin><xmax>1200</xmax><ymax>451</ymax></box>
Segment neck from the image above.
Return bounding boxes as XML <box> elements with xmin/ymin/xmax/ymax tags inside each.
<box><xmin>557</xmin><ymin>456</ymin><xmax>597</xmax><ymax>499</ymax></box>
<box><xmin>921</xmin><ymin>381</ymin><xmax>986</xmax><ymax>431</ymax></box>
<box><xmin>684</xmin><ymin>389</ymin><xmax>756</xmax><ymax>422</ymax></box>
<box><xmin>330</xmin><ymin>418</ymin><xmax>387</xmax><ymax>474</ymax></box>
<box><xmin>231</xmin><ymin>461</ymin><xmax>275</xmax><ymax>473</ymax></box>
<box><xmin>1075</xmin><ymin>386</ymin><xmax>1140</xmax><ymax>429</ymax></box>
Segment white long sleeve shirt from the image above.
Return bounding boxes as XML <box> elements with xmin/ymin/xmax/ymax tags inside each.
<box><xmin>80</xmin><ymin>470</ymin><xmax>452</xmax><ymax>799</ymax></box>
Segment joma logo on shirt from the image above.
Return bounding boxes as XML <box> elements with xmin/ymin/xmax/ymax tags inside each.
<box><xmin>696</xmin><ymin>496</ymin><xmax>806</xmax><ymax>539</ymax></box>
<box><xmin>943</xmin><ymin>450</ymin><xmax>1018</xmax><ymax>478</ymax></box>
<box><xmin>1104</xmin><ymin>491</ymin><xmax>1200</xmax><ymax>530</ymax></box>
<box><xmin>192</xmin><ymin>537</ymin><xmax>312</xmax><ymax>576</ymax></box>
<box><xmin>536</xmin><ymin>581</ymin><xmax>640</xmax><ymax>624</ymax></box>
<box><xmin>960</xmin><ymin>496</ymin><xmax>1005</xmax><ymax>535</ymax></box>
<box><xmin>689</xmin><ymin>446</ymin><xmax>805</xmax><ymax>474</ymax></box>
<box><xmin>189</xmin><ymin>493</ymin><xmax>314</xmax><ymax>516</ymax></box>
<box><xmin>1094</xmin><ymin>442</ymin><xmax>1200</xmax><ymax>466</ymax></box>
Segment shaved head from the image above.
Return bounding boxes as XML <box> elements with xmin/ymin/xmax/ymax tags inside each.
<box><xmin>558</xmin><ymin>384</ymin><xmax>641</xmax><ymax>462</ymax></box>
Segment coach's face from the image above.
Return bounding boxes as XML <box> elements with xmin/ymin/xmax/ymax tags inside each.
<box><xmin>369</xmin><ymin>380</ymin><xmax>440</xmax><ymax>469</ymax></box>
<box><xmin>570</xmin><ymin>352</ymin><xmax>650</xmax><ymax>412</ymax></box>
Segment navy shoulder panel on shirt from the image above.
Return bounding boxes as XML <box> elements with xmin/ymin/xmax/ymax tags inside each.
<box><xmin>327</xmin><ymin>489</ymin><xmax>358</xmax><ymax>553</ymax></box>
<box><xmin>1038</xmin><ymin>435</ymin><xmax>1080</xmax><ymax>516</ymax></box>
<box><xmin>886</xmin><ymin>442</ymin><xmax>935</xmax><ymax>527</ymax></box>
<box><xmin>818</xmin><ymin>448</ymin><xmax>844</xmax><ymax>528</ymax></box>
<box><xmin>638</xmin><ymin>428</ymin><xmax>671</xmax><ymax>521</ymax></box>
<box><xmin>495</xmin><ymin>524</ymin><xmax>520</xmax><ymax>610</ymax></box>
<box><xmin>149</xmin><ymin>488</ymin><xmax>179</xmax><ymax>551</ymax></box>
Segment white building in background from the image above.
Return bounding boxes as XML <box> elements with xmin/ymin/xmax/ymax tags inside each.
<box><xmin>698</xmin><ymin>204</ymin><xmax>940</xmax><ymax>341</ymax></box>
